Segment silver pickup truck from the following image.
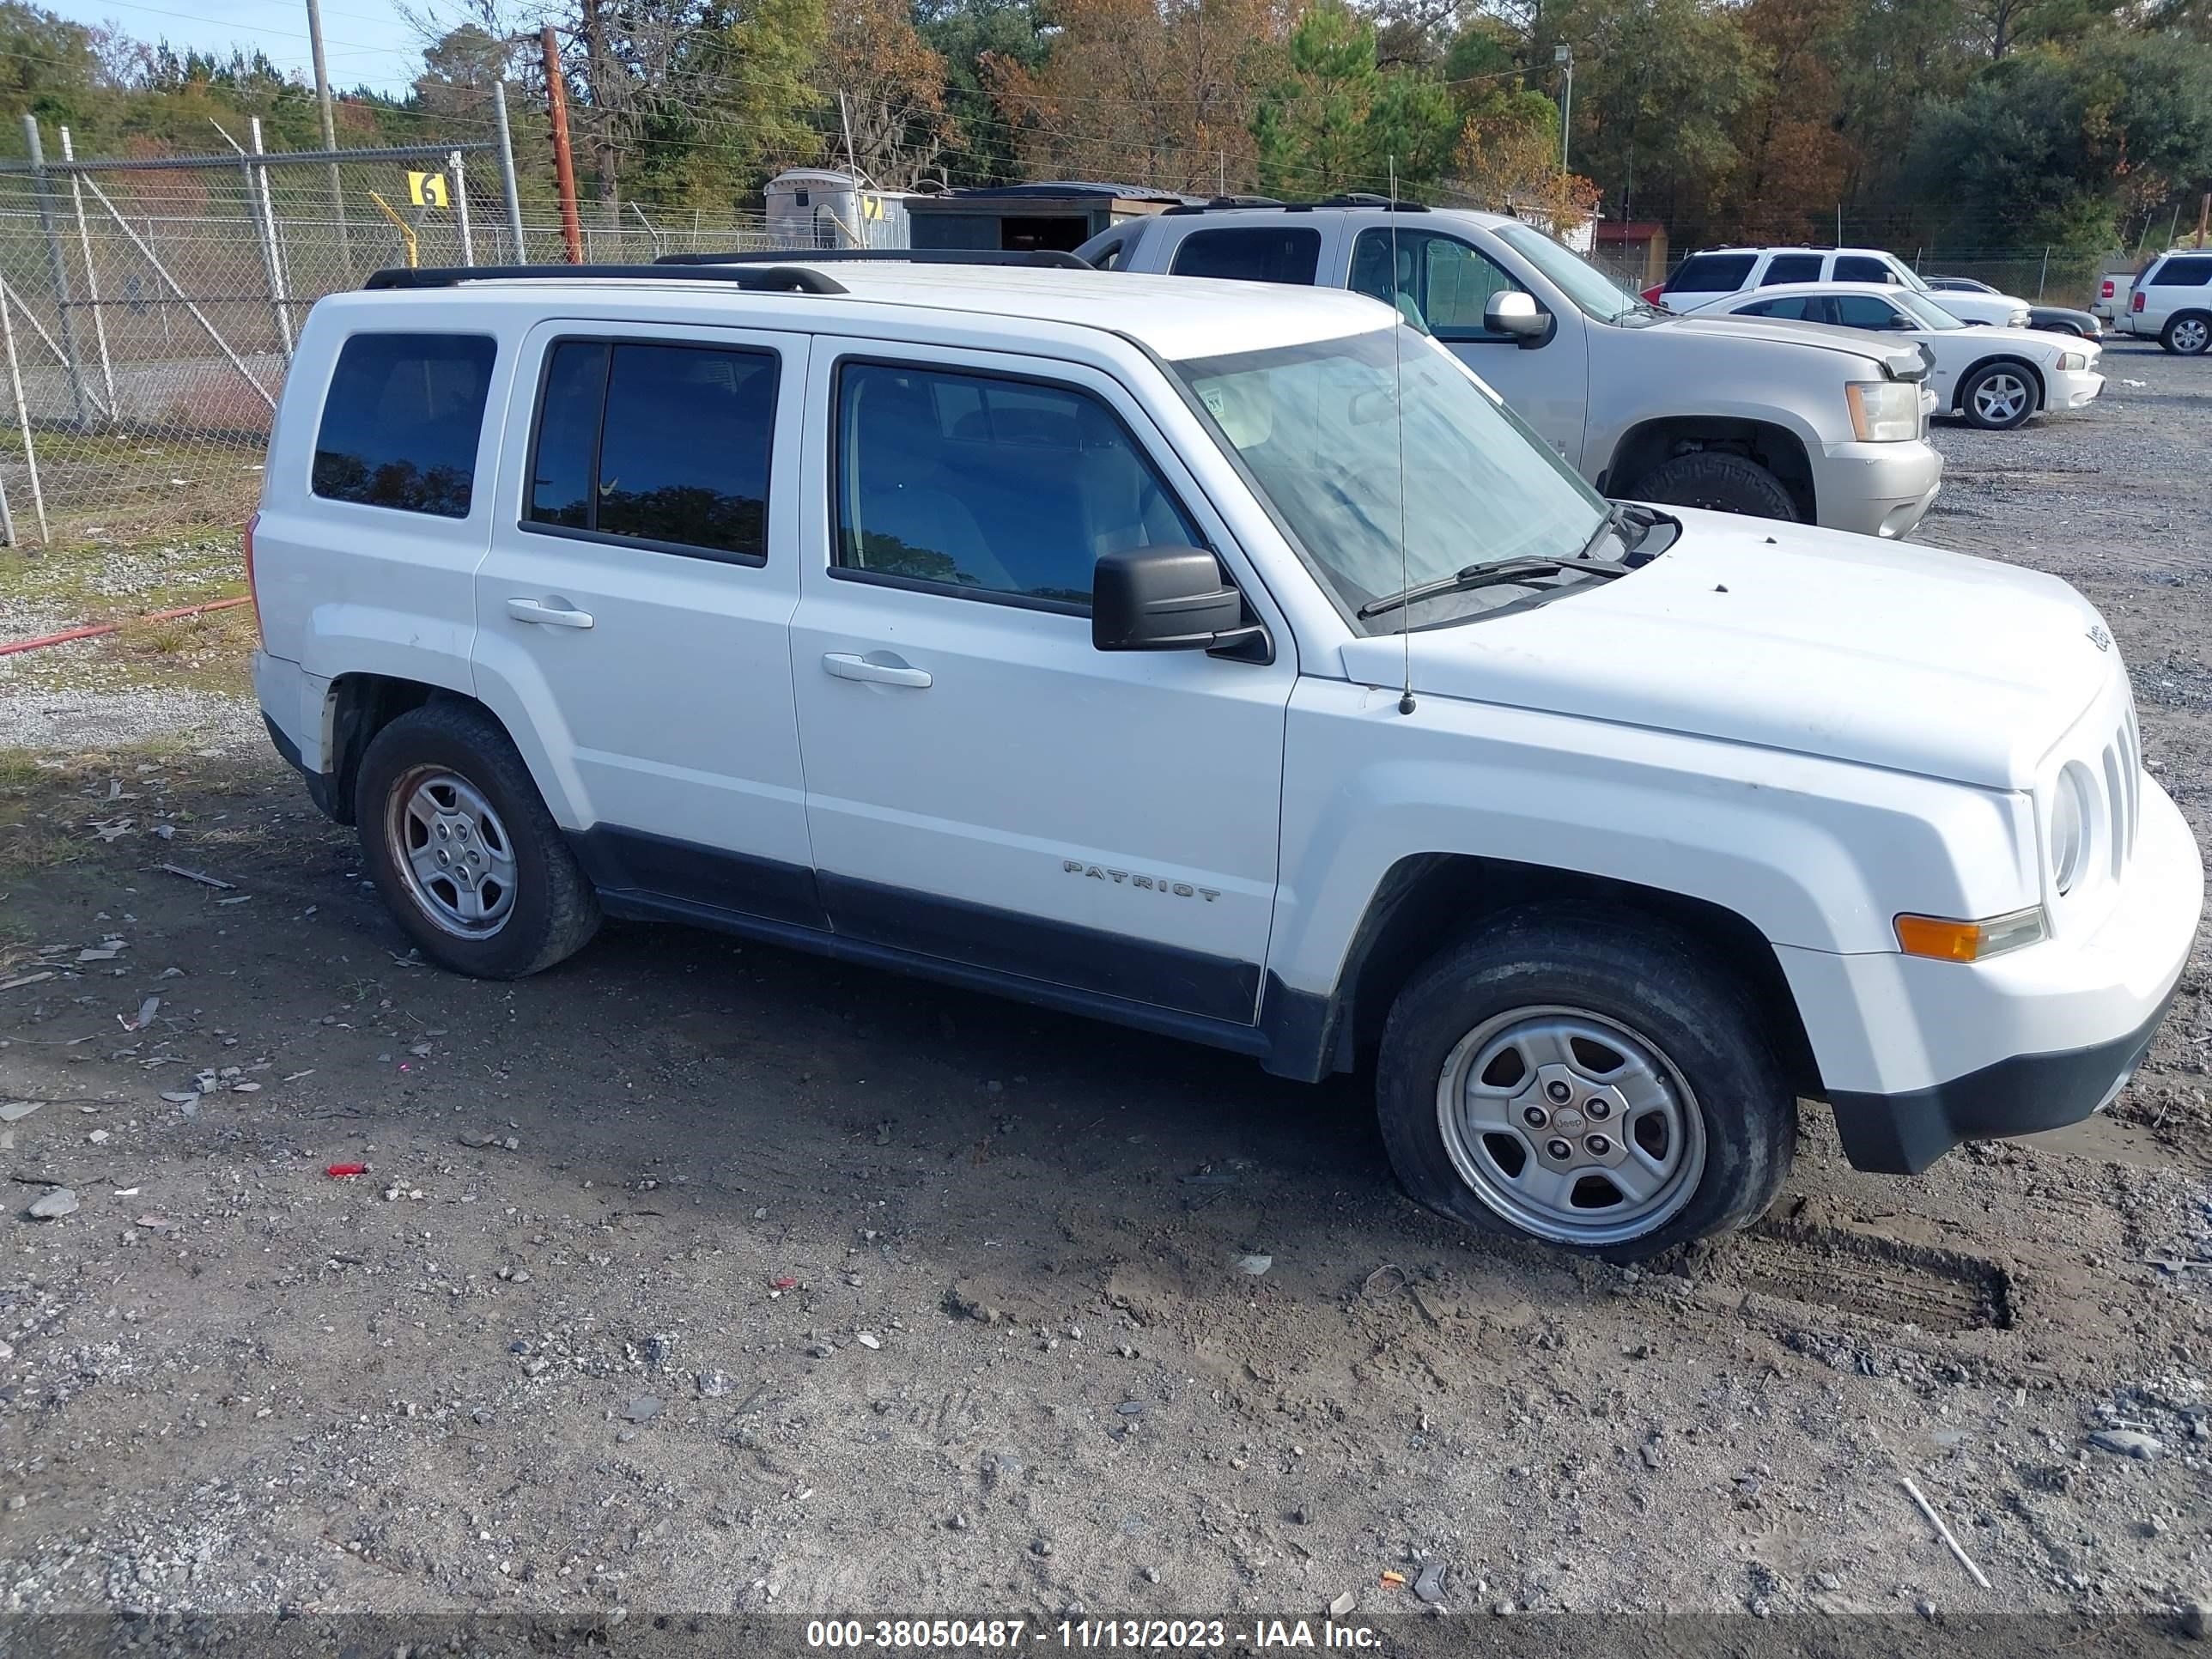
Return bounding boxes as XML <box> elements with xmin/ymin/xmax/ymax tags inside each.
<box><xmin>1080</xmin><ymin>201</ymin><xmax>1944</xmax><ymax>538</ymax></box>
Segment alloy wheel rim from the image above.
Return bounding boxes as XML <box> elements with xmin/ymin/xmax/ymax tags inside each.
<box><xmin>387</xmin><ymin>768</ymin><xmax>518</xmax><ymax>938</ymax></box>
<box><xmin>1435</xmin><ymin>1005</ymin><xmax>1706</xmax><ymax>1247</ymax></box>
<box><xmin>1972</xmin><ymin>374</ymin><xmax>2027</xmax><ymax>424</ymax></box>
<box><xmin>2177</xmin><ymin>319</ymin><xmax>2209</xmax><ymax>353</ymax></box>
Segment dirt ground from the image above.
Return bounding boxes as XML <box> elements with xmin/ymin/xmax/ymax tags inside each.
<box><xmin>1</xmin><ymin>342</ymin><xmax>2209</xmax><ymax>1636</ymax></box>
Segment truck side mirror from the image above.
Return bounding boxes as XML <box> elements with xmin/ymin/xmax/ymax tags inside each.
<box><xmin>1485</xmin><ymin>289</ymin><xmax>1547</xmax><ymax>347</ymax></box>
<box><xmin>1093</xmin><ymin>547</ymin><xmax>1270</xmax><ymax>661</ymax></box>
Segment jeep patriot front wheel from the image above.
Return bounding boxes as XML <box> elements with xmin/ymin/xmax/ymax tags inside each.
<box><xmin>1376</xmin><ymin>908</ymin><xmax>1796</xmax><ymax>1261</ymax></box>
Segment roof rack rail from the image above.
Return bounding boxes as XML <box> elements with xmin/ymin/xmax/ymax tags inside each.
<box><xmin>1160</xmin><ymin>195</ymin><xmax>1285</xmax><ymax>214</ymax></box>
<box><xmin>653</xmin><ymin>247</ymin><xmax>1092</xmax><ymax>270</ymax></box>
<box><xmin>1161</xmin><ymin>193</ymin><xmax>1429</xmax><ymax>216</ymax></box>
<box><xmin>362</xmin><ymin>263</ymin><xmax>848</xmax><ymax>295</ymax></box>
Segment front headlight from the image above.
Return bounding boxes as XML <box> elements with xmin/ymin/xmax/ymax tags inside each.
<box><xmin>2058</xmin><ymin>350</ymin><xmax>2087</xmax><ymax>371</ymax></box>
<box><xmin>2050</xmin><ymin>761</ymin><xmax>2092</xmax><ymax>894</ymax></box>
<box><xmin>1845</xmin><ymin>380</ymin><xmax>1920</xmax><ymax>442</ymax></box>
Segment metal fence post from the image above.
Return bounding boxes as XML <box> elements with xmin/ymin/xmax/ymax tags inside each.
<box><xmin>22</xmin><ymin>114</ymin><xmax>90</xmax><ymax>431</ymax></box>
<box><xmin>248</xmin><ymin>118</ymin><xmax>295</xmax><ymax>358</ymax></box>
<box><xmin>58</xmin><ymin>127</ymin><xmax>118</xmax><ymax>427</ymax></box>
<box><xmin>2</xmin><ymin>284</ymin><xmax>51</xmax><ymax>544</ymax></box>
<box><xmin>451</xmin><ymin>149</ymin><xmax>474</xmax><ymax>266</ymax></box>
<box><xmin>2037</xmin><ymin>245</ymin><xmax>2049</xmax><ymax>301</ymax></box>
<box><xmin>493</xmin><ymin>82</ymin><xmax>527</xmax><ymax>265</ymax></box>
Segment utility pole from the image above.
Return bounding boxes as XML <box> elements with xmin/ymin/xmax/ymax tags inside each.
<box><xmin>304</xmin><ymin>0</ymin><xmax>349</xmax><ymax>274</ymax></box>
<box><xmin>542</xmin><ymin>27</ymin><xmax>584</xmax><ymax>264</ymax></box>
<box><xmin>1555</xmin><ymin>45</ymin><xmax>1573</xmax><ymax>176</ymax></box>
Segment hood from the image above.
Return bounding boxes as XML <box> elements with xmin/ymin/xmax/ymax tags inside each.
<box><xmin>1340</xmin><ymin>511</ymin><xmax>2116</xmax><ymax>791</ymax></box>
<box><xmin>1653</xmin><ymin>313</ymin><xmax>1928</xmax><ymax>380</ymax></box>
<box><xmin>1926</xmin><ymin>290</ymin><xmax>2031</xmax><ymax>325</ymax></box>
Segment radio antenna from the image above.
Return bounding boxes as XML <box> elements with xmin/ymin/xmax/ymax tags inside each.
<box><xmin>1389</xmin><ymin>156</ymin><xmax>1415</xmax><ymax>716</ymax></box>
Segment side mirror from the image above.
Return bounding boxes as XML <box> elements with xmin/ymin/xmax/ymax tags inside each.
<box><xmin>1093</xmin><ymin>546</ymin><xmax>1269</xmax><ymax>660</ymax></box>
<box><xmin>1485</xmin><ymin>289</ymin><xmax>1547</xmax><ymax>347</ymax></box>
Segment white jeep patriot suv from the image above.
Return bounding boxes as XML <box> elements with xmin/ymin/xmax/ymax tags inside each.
<box><xmin>249</xmin><ymin>253</ymin><xmax>2203</xmax><ymax>1260</ymax></box>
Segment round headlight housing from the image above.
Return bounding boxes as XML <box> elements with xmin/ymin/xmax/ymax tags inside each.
<box><xmin>2051</xmin><ymin>762</ymin><xmax>2094</xmax><ymax>895</ymax></box>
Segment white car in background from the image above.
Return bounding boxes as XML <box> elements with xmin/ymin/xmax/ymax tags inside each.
<box><xmin>1685</xmin><ymin>283</ymin><xmax>2102</xmax><ymax>431</ymax></box>
<box><xmin>1656</xmin><ymin>246</ymin><xmax>2033</xmax><ymax>330</ymax></box>
<box><xmin>2124</xmin><ymin>250</ymin><xmax>2212</xmax><ymax>353</ymax></box>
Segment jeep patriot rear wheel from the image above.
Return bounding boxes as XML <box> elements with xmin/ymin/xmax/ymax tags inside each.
<box><xmin>356</xmin><ymin>702</ymin><xmax>601</xmax><ymax>978</ymax></box>
<box><xmin>1376</xmin><ymin>908</ymin><xmax>1796</xmax><ymax>1260</ymax></box>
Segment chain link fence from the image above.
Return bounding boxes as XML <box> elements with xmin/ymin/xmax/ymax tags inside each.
<box><xmin>0</xmin><ymin>116</ymin><xmax>804</xmax><ymax>549</ymax></box>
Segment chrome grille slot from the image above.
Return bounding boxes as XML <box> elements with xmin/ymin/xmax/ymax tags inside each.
<box><xmin>2102</xmin><ymin>743</ymin><xmax>2126</xmax><ymax>882</ymax></box>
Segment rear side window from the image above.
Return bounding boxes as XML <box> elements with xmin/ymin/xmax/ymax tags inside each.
<box><xmin>2152</xmin><ymin>256</ymin><xmax>2212</xmax><ymax>286</ymax></box>
<box><xmin>525</xmin><ymin>338</ymin><xmax>778</xmax><ymax>563</ymax></box>
<box><xmin>1833</xmin><ymin>255</ymin><xmax>1895</xmax><ymax>284</ymax></box>
<box><xmin>1761</xmin><ymin>254</ymin><xmax>1821</xmax><ymax>285</ymax></box>
<box><xmin>1663</xmin><ymin>253</ymin><xmax>1756</xmax><ymax>293</ymax></box>
<box><xmin>833</xmin><ymin>361</ymin><xmax>1203</xmax><ymax>610</ymax></box>
<box><xmin>313</xmin><ymin>332</ymin><xmax>495</xmax><ymax>518</ymax></box>
<box><xmin>1170</xmin><ymin>226</ymin><xmax>1322</xmax><ymax>285</ymax></box>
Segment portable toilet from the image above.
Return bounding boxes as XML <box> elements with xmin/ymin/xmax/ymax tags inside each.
<box><xmin>765</xmin><ymin>168</ymin><xmax>911</xmax><ymax>250</ymax></box>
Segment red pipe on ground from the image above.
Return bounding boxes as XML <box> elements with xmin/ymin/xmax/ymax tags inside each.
<box><xmin>0</xmin><ymin>595</ymin><xmax>253</xmax><ymax>659</ymax></box>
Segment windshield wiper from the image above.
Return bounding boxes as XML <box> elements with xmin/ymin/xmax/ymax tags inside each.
<box><xmin>1357</xmin><ymin>552</ymin><xmax>1630</xmax><ymax>621</ymax></box>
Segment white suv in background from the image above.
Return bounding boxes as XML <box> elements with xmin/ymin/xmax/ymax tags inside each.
<box><xmin>1657</xmin><ymin>246</ymin><xmax>2033</xmax><ymax>330</ymax></box>
<box><xmin>2124</xmin><ymin>250</ymin><xmax>2212</xmax><ymax>353</ymax></box>
<box><xmin>248</xmin><ymin>253</ymin><xmax>2199</xmax><ymax>1261</ymax></box>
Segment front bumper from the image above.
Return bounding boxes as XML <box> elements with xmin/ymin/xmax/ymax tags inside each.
<box><xmin>1812</xmin><ymin>438</ymin><xmax>1944</xmax><ymax>539</ymax></box>
<box><xmin>2047</xmin><ymin>367</ymin><xmax>2104</xmax><ymax>410</ymax></box>
<box><xmin>1794</xmin><ymin>777</ymin><xmax>2203</xmax><ymax>1174</ymax></box>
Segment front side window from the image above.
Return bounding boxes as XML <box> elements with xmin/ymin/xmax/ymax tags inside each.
<box><xmin>834</xmin><ymin>362</ymin><xmax>1203</xmax><ymax>610</ymax></box>
<box><xmin>1833</xmin><ymin>255</ymin><xmax>1897</xmax><ymax>284</ymax></box>
<box><xmin>1171</xmin><ymin>226</ymin><xmax>1322</xmax><ymax>285</ymax></box>
<box><xmin>1351</xmin><ymin>229</ymin><xmax>1522</xmax><ymax>339</ymax></box>
<box><xmin>525</xmin><ymin>338</ymin><xmax>776</xmax><ymax>562</ymax></box>
<box><xmin>1737</xmin><ymin>295</ymin><xmax>1812</xmax><ymax>319</ymax></box>
<box><xmin>1176</xmin><ymin>328</ymin><xmax>1605</xmax><ymax>630</ymax></box>
<box><xmin>313</xmin><ymin>332</ymin><xmax>495</xmax><ymax>518</ymax></box>
<box><xmin>1828</xmin><ymin>294</ymin><xmax>1906</xmax><ymax>331</ymax></box>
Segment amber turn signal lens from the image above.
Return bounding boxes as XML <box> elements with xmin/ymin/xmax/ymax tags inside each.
<box><xmin>1894</xmin><ymin>907</ymin><xmax>2048</xmax><ymax>963</ymax></box>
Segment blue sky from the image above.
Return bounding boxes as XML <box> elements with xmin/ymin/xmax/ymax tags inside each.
<box><xmin>47</xmin><ymin>0</ymin><xmax>430</xmax><ymax>96</ymax></box>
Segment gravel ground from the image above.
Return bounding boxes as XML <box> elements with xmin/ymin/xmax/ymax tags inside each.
<box><xmin>0</xmin><ymin>342</ymin><xmax>2208</xmax><ymax>1639</ymax></box>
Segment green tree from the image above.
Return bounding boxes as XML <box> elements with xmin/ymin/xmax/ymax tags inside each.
<box><xmin>1905</xmin><ymin>33</ymin><xmax>2212</xmax><ymax>248</ymax></box>
<box><xmin>1252</xmin><ymin>1</ymin><xmax>1456</xmax><ymax>197</ymax></box>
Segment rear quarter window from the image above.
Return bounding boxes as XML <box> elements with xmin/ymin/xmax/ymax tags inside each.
<box><xmin>313</xmin><ymin>332</ymin><xmax>496</xmax><ymax>518</ymax></box>
<box><xmin>1170</xmin><ymin>226</ymin><xmax>1323</xmax><ymax>285</ymax></box>
<box><xmin>2152</xmin><ymin>257</ymin><xmax>2212</xmax><ymax>287</ymax></box>
<box><xmin>1664</xmin><ymin>253</ymin><xmax>1758</xmax><ymax>294</ymax></box>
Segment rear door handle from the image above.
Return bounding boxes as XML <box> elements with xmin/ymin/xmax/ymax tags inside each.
<box><xmin>507</xmin><ymin>597</ymin><xmax>594</xmax><ymax>629</ymax></box>
<box><xmin>822</xmin><ymin>651</ymin><xmax>931</xmax><ymax>689</ymax></box>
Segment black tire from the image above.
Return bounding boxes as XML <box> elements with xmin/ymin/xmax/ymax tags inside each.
<box><xmin>2162</xmin><ymin>312</ymin><xmax>2211</xmax><ymax>356</ymax></box>
<box><xmin>1628</xmin><ymin>452</ymin><xmax>1798</xmax><ymax>523</ymax></box>
<box><xmin>1375</xmin><ymin>907</ymin><xmax>1796</xmax><ymax>1262</ymax></box>
<box><xmin>1958</xmin><ymin>360</ymin><xmax>2039</xmax><ymax>429</ymax></box>
<box><xmin>355</xmin><ymin>701</ymin><xmax>601</xmax><ymax>978</ymax></box>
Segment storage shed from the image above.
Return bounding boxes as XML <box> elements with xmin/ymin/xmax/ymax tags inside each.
<box><xmin>765</xmin><ymin>168</ymin><xmax>912</xmax><ymax>250</ymax></box>
<box><xmin>904</xmin><ymin>183</ymin><xmax>1198</xmax><ymax>254</ymax></box>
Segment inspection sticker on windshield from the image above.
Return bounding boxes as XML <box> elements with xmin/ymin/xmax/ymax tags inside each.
<box><xmin>1199</xmin><ymin>386</ymin><xmax>1227</xmax><ymax>421</ymax></box>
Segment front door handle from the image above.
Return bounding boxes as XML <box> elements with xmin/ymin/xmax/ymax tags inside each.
<box><xmin>507</xmin><ymin>597</ymin><xmax>594</xmax><ymax>629</ymax></box>
<box><xmin>822</xmin><ymin>651</ymin><xmax>931</xmax><ymax>689</ymax></box>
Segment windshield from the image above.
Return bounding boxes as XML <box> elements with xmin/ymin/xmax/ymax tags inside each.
<box><xmin>1893</xmin><ymin>262</ymin><xmax>1933</xmax><ymax>295</ymax></box>
<box><xmin>1492</xmin><ymin>223</ymin><xmax>1657</xmax><ymax>325</ymax></box>
<box><xmin>1176</xmin><ymin>327</ymin><xmax>1607</xmax><ymax>629</ymax></box>
<box><xmin>1895</xmin><ymin>289</ymin><xmax>1967</xmax><ymax>331</ymax></box>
